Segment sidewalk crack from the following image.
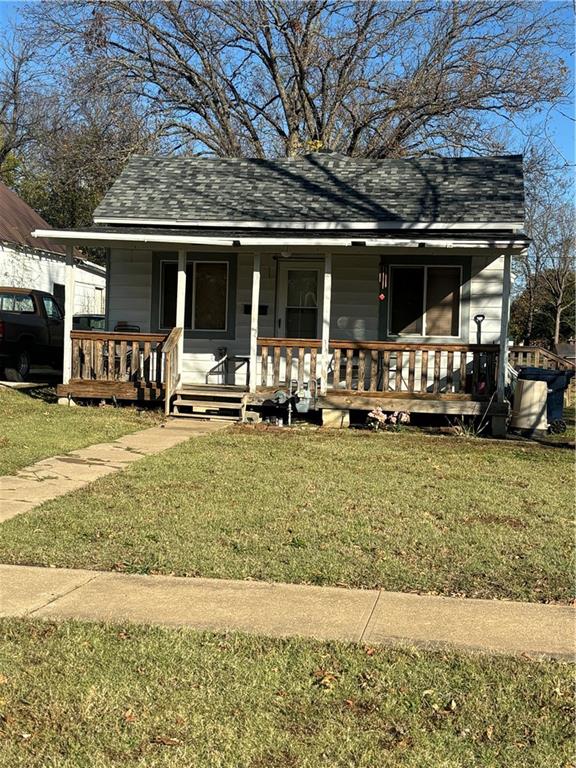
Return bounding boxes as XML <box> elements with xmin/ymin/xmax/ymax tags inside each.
<box><xmin>26</xmin><ymin>573</ymin><xmax>100</xmax><ymax>617</ymax></box>
<box><xmin>359</xmin><ymin>590</ymin><xmax>382</xmax><ymax>644</ymax></box>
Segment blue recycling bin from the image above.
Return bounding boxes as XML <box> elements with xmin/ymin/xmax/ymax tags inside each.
<box><xmin>518</xmin><ymin>367</ymin><xmax>574</xmax><ymax>433</ymax></box>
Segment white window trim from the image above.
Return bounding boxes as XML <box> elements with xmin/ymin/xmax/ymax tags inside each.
<box><xmin>159</xmin><ymin>258</ymin><xmax>229</xmax><ymax>333</ymax></box>
<box><xmin>387</xmin><ymin>264</ymin><xmax>463</xmax><ymax>339</ymax></box>
<box><xmin>277</xmin><ymin>261</ymin><xmax>324</xmax><ymax>339</ymax></box>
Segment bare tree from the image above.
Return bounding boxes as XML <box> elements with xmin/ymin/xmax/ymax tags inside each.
<box><xmin>23</xmin><ymin>0</ymin><xmax>572</xmax><ymax>158</ymax></box>
<box><xmin>514</xmin><ymin>146</ymin><xmax>575</xmax><ymax>345</ymax></box>
<box><xmin>537</xmin><ymin>202</ymin><xmax>575</xmax><ymax>346</ymax></box>
<box><xmin>0</xmin><ymin>29</ymin><xmax>48</xmax><ymax>171</ymax></box>
<box><xmin>16</xmin><ymin>61</ymin><xmax>162</xmax><ymax>228</ymax></box>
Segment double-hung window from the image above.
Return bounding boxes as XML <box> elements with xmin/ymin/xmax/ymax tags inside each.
<box><xmin>159</xmin><ymin>259</ymin><xmax>229</xmax><ymax>333</ymax></box>
<box><xmin>389</xmin><ymin>265</ymin><xmax>461</xmax><ymax>337</ymax></box>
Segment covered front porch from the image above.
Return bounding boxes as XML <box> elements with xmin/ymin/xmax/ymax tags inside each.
<box><xmin>54</xmin><ymin>243</ymin><xmax>512</xmax><ymax>426</ymax></box>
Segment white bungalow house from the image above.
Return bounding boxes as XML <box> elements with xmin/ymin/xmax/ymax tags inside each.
<box><xmin>32</xmin><ymin>152</ymin><xmax>528</xmax><ymax>433</ymax></box>
<box><xmin>0</xmin><ymin>181</ymin><xmax>105</xmax><ymax>313</ymax></box>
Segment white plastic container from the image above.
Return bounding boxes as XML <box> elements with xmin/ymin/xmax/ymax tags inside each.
<box><xmin>510</xmin><ymin>379</ymin><xmax>549</xmax><ymax>433</ymax></box>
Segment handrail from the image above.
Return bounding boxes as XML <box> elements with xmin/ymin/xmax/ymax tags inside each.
<box><xmin>70</xmin><ymin>330</ymin><xmax>167</xmax><ymax>342</ymax></box>
<box><xmin>162</xmin><ymin>326</ymin><xmax>182</xmax><ymax>355</ymax></box>
<box><xmin>509</xmin><ymin>345</ymin><xmax>575</xmax><ymax>371</ymax></box>
<box><xmin>329</xmin><ymin>340</ymin><xmax>499</xmax><ymax>353</ymax></box>
<box><xmin>256</xmin><ymin>337</ymin><xmax>499</xmax><ymax>353</ymax></box>
<box><xmin>257</xmin><ymin>336</ymin><xmax>322</xmax><ymax>347</ymax></box>
<box><xmin>162</xmin><ymin>327</ymin><xmax>183</xmax><ymax>415</ymax></box>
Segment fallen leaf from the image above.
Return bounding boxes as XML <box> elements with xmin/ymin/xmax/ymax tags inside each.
<box><xmin>312</xmin><ymin>668</ymin><xmax>339</xmax><ymax>690</ymax></box>
<box><xmin>151</xmin><ymin>736</ymin><xmax>182</xmax><ymax>746</ymax></box>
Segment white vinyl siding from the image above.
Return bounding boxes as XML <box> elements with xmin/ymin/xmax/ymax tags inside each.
<box><xmin>330</xmin><ymin>255</ymin><xmax>379</xmax><ymax>341</ymax></box>
<box><xmin>107</xmin><ymin>247</ymin><xmax>507</xmax><ymax>385</ymax></box>
<box><xmin>108</xmin><ymin>249</ymin><xmax>153</xmax><ymax>332</ymax></box>
<box><xmin>469</xmin><ymin>254</ymin><xmax>506</xmax><ymax>343</ymax></box>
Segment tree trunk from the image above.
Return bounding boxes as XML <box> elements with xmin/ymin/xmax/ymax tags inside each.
<box><xmin>554</xmin><ymin>303</ymin><xmax>562</xmax><ymax>346</ymax></box>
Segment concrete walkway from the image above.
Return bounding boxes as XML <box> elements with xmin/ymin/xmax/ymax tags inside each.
<box><xmin>1</xmin><ymin>564</ymin><xmax>573</xmax><ymax>659</ymax></box>
<box><xmin>0</xmin><ymin>420</ymin><xmax>227</xmax><ymax>522</ymax></box>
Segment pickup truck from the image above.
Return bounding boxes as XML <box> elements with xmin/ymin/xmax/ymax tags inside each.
<box><xmin>0</xmin><ymin>287</ymin><xmax>64</xmax><ymax>378</ymax></box>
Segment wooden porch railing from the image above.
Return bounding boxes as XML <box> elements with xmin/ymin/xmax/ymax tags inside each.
<box><xmin>71</xmin><ymin>330</ymin><xmax>168</xmax><ymax>385</ymax></box>
<box><xmin>256</xmin><ymin>338</ymin><xmax>500</xmax><ymax>398</ymax></box>
<box><xmin>508</xmin><ymin>346</ymin><xmax>575</xmax><ymax>371</ymax></box>
<box><xmin>69</xmin><ymin>328</ymin><xmax>183</xmax><ymax>406</ymax></box>
<box><xmin>162</xmin><ymin>327</ymin><xmax>183</xmax><ymax>415</ymax></box>
<box><xmin>257</xmin><ymin>337</ymin><xmax>320</xmax><ymax>391</ymax></box>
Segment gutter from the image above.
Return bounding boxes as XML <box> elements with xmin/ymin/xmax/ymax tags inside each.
<box><xmin>92</xmin><ymin>217</ymin><xmax>525</xmax><ymax>232</ymax></box>
<box><xmin>32</xmin><ymin>229</ymin><xmax>527</xmax><ymax>250</ymax></box>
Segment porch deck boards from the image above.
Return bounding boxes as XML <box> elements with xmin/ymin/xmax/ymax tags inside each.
<box><xmin>57</xmin><ymin>381</ymin><xmax>165</xmax><ymax>401</ymax></box>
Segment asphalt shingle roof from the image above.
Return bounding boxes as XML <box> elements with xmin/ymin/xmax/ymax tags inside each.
<box><xmin>94</xmin><ymin>153</ymin><xmax>524</xmax><ymax>227</ymax></box>
<box><xmin>0</xmin><ymin>181</ymin><xmax>64</xmax><ymax>253</ymax></box>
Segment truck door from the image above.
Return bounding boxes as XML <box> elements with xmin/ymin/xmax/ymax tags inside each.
<box><xmin>40</xmin><ymin>295</ymin><xmax>64</xmax><ymax>365</ymax></box>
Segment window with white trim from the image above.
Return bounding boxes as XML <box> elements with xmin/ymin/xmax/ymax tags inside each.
<box><xmin>160</xmin><ymin>260</ymin><xmax>229</xmax><ymax>331</ymax></box>
<box><xmin>389</xmin><ymin>265</ymin><xmax>461</xmax><ymax>337</ymax></box>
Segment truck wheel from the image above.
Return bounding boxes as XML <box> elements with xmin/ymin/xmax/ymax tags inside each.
<box><xmin>14</xmin><ymin>349</ymin><xmax>31</xmax><ymax>379</ymax></box>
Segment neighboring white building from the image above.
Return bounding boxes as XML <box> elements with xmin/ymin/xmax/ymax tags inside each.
<box><xmin>0</xmin><ymin>181</ymin><xmax>105</xmax><ymax>313</ymax></box>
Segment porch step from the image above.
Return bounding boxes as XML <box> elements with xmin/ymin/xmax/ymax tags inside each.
<box><xmin>170</xmin><ymin>385</ymin><xmax>250</xmax><ymax>420</ymax></box>
<box><xmin>173</xmin><ymin>399</ymin><xmax>243</xmax><ymax>410</ymax></box>
<box><xmin>170</xmin><ymin>412</ymin><xmax>239</xmax><ymax>421</ymax></box>
<box><xmin>178</xmin><ymin>386</ymin><xmax>247</xmax><ymax>397</ymax></box>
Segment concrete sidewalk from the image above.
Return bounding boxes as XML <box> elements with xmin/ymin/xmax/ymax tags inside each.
<box><xmin>0</xmin><ymin>419</ymin><xmax>227</xmax><ymax>522</ymax></box>
<box><xmin>1</xmin><ymin>564</ymin><xmax>573</xmax><ymax>659</ymax></box>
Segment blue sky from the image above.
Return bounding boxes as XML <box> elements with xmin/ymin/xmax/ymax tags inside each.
<box><xmin>0</xmin><ymin>0</ymin><xmax>573</xmax><ymax>164</ymax></box>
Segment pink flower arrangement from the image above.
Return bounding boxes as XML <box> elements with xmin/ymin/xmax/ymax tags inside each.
<box><xmin>367</xmin><ymin>407</ymin><xmax>410</xmax><ymax>431</ymax></box>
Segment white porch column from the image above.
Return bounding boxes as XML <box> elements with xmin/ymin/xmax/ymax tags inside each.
<box><xmin>320</xmin><ymin>253</ymin><xmax>332</xmax><ymax>395</ymax></box>
<box><xmin>249</xmin><ymin>253</ymin><xmax>261</xmax><ymax>393</ymax></box>
<box><xmin>176</xmin><ymin>250</ymin><xmax>187</xmax><ymax>381</ymax></box>
<box><xmin>497</xmin><ymin>252</ymin><xmax>512</xmax><ymax>403</ymax></box>
<box><xmin>62</xmin><ymin>244</ymin><xmax>75</xmax><ymax>385</ymax></box>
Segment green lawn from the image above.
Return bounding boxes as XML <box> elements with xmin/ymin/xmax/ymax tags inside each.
<box><xmin>0</xmin><ymin>428</ymin><xmax>572</xmax><ymax>603</ymax></box>
<box><xmin>0</xmin><ymin>387</ymin><xmax>160</xmax><ymax>475</ymax></box>
<box><xmin>0</xmin><ymin>618</ymin><xmax>572</xmax><ymax>768</ymax></box>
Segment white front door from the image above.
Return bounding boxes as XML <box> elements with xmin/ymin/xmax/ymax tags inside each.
<box><xmin>276</xmin><ymin>262</ymin><xmax>323</xmax><ymax>339</ymax></box>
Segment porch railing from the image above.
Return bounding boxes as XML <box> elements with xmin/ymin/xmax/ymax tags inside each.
<box><xmin>509</xmin><ymin>346</ymin><xmax>575</xmax><ymax>371</ymax></box>
<box><xmin>257</xmin><ymin>337</ymin><xmax>320</xmax><ymax>391</ymax></box>
<box><xmin>71</xmin><ymin>330</ymin><xmax>168</xmax><ymax>385</ymax></box>
<box><xmin>256</xmin><ymin>338</ymin><xmax>499</xmax><ymax>398</ymax></box>
<box><xmin>162</xmin><ymin>327</ymin><xmax>183</xmax><ymax>415</ymax></box>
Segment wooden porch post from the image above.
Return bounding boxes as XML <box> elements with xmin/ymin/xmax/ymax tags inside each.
<box><xmin>320</xmin><ymin>253</ymin><xmax>332</xmax><ymax>395</ymax></box>
<box><xmin>62</xmin><ymin>244</ymin><xmax>75</xmax><ymax>385</ymax></box>
<box><xmin>249</xmin><ymin>253</ymin><xmax>261</xmax><ymax>393</ymax></box>
<box><xmin>497</xmin><ymin>253</ymin><xmax>512</xmax><ymax>403</ymax></box>
<box><xmin>176</xmin><ymin>250</ymin><xmax>187</xmax><ymax>382</ymax></box>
